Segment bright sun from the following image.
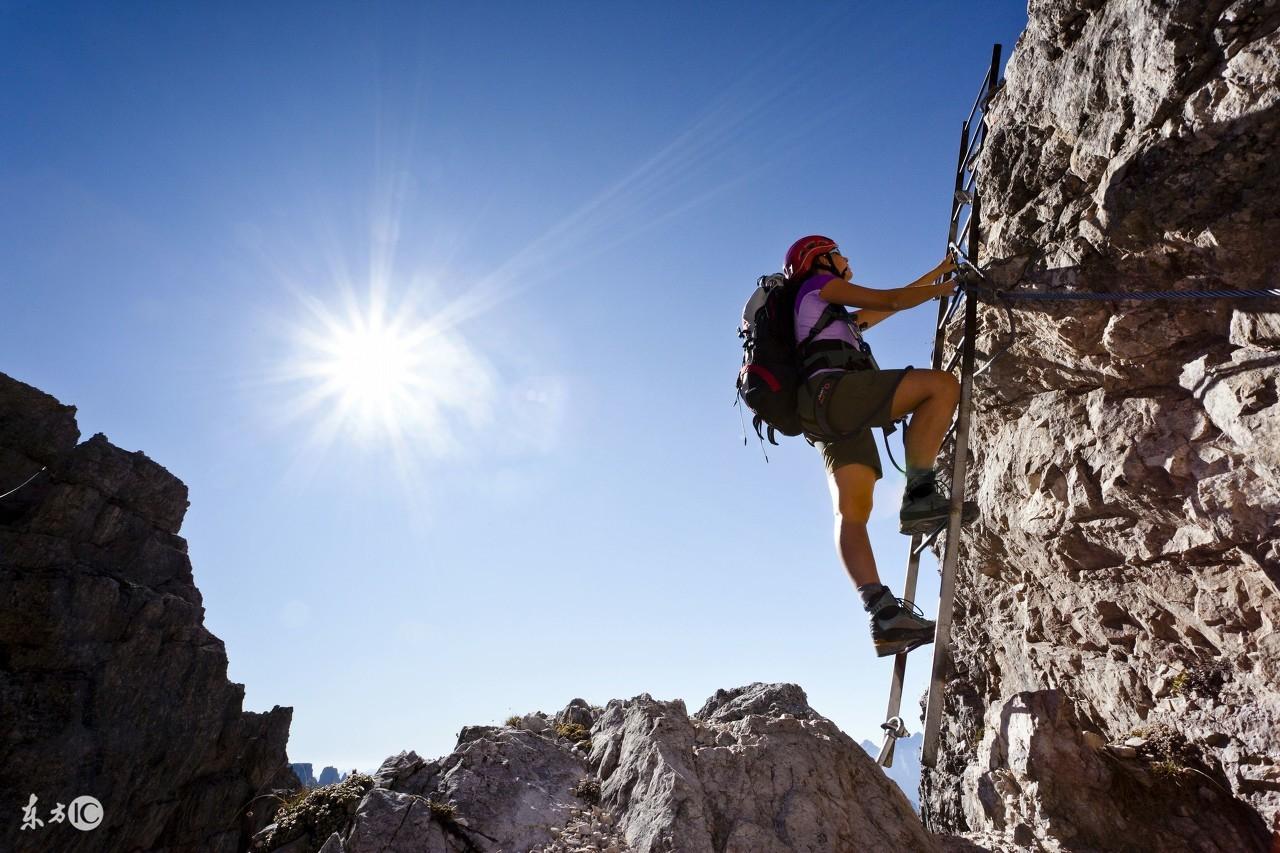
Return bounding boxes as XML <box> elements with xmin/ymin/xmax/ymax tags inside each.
<box><xmin>323</xmin><ymin>314</ymin><xmax>419</xmax><ymax>416</ymax></box>
<box><xmin>278</xmin><ymin>287</ymin><xmax>488</xmax><ymax>451</ymax></box>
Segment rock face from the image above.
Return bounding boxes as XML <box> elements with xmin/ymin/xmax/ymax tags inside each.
<box><xmin>290</xmin><ymin>764</ymin><xmax>349</xmax><ymax>788</ymax></box>
<box><xmin>0</xmin><ymin>372</ymin><xmax>295</xmax><ymax>853</ymax></box>
<box><xmin>253</xmin><ymin>683</ymin><xmax>937</xmax><ymax>853</ymax></box>
<box><xmin>317</xmin><ymin>766</ymin><xmax>348</xmax><ymax>786</ymax></box>
<box><xmin>292</xmin><ymin>763</ymin><xmax>319</xmax><ymax>788</ymax></box>
<box><xmin>921</xmin><ymin>1</ymin><xmax>1280</xmax><ymax>850</ymax></box>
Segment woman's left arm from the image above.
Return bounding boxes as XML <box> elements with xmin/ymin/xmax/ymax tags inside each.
<box><xmin>852</xmin><ymin>255</ymin><xmax>959</xmax><ymax>331</ymax></box>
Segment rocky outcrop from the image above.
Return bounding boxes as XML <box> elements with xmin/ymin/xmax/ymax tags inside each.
<box><xmin>253</xmin><ymin>683</ymin><xmax>937</xmax><ymax>853</ymax></box>
<box><xmin>317</xmin><ymin>766</ymin><xmax>348</xmax><ymax>786</ymax></box>
<box><xmin>292</xmin><ymin>764</ymin><xmax>320</xmax><ymax>788</ymax></box>
<box><xmin>921</xmin><ymin>1</ymin><xmax>1280</xmax><ymax>850</ymax></box>
<box><xmin>0</xmin><ymin>372</ymin><xmax>295</xmax><ymax>853</ymax></box>
<box><xmin>289</xmin><ymin>764</ymin><xmax>349</xmax><ymax>789</ymax></box>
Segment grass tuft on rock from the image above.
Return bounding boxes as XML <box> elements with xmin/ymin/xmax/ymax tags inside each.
<box><xmin>253</xmin><ymin>773</ymin><xmax>374</xmax><ymax>853</ymax></box>
<box><xmin>427</xmin><ymin>799</ymin><xmax>458</xmax><ymax>824</ymax></box>
<box><xmin>572</xmin><ymin>778</ymin><xmax>601</xmax><ymax>805</ymax></box>
<box><xmin>1168</xmin><ymin>662</ymin><xmax>1229</xmax><ymax>700</ymax></box>
<box><xmin>1126</xmin><ymin>724</ymin><xmax>1202</xmax><ymax>782</ymax></box>
<box><xmin>555</xmin><ymin>722</ymin><xmax>590</xmax><ymax>743</ymax></box>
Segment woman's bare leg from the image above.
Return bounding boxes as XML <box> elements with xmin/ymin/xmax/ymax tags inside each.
<box><xmin>828</xmin><ymin>461</ymin><xmax>936</xmax><ymax>655</ymax></box>
<box><xmin>888</xmin><ymin>369</ymin><xmax>960</xmax><ymax>471</ymax></box>
<box><xmin>828</xmin><ymin>462</ymin><xmax>879</xmax><ymax>587</ymax></box>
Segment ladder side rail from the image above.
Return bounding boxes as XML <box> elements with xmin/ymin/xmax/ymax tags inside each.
<box><xmin>877</xmin><ymin>116</ymin><xmax>974</xmax><ymax>769</ymax></box>
<box><xmin>931</xmin><ymin>120</ymin><xmax>972</xmax><ymax>368</ymax></box>
<box><xmin>875</xmin><ymin>543</ymin><xmax>923</xmax><ymax>767</ymax></box>
<box><xmin>921</xmin><ymin>274</ymin><xmax>978</xmax><ymax>768</ymax></box>
<box><xmin>922</xmin><ymin>42</ymin><xmax>1000</xmax><ymax>769</ymax></box>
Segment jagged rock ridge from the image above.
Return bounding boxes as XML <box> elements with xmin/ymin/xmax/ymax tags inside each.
<box><xmin>921</xmin><ymin>1</ymin><xmax>1280</xmax><ymax>850</ymax></box>
<box><xmin>0</xmin><ymin>372</ymin><xmax>295</xmax><ymax>853</ymax></box>
<box><xmin>252</xmin><ymin>683</ymin><xmax>942</xmax><ymax>853</ymax></box>
<box><xmin>291</xmin><ymin>764</ymin><xmax>351</xmax><ymax>789</ymax></box>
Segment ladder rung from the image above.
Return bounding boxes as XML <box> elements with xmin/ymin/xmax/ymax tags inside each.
<box><xmin>960</xmin><ymin>132</ymin><xmax>984</xmax><ymax>178</ymax></box>
<box><xmin>940</xmin><ymin>289</ymin><xmax>966</xmax><ymax>330</ymax></box>
<box><xmin>964</xmin><ymin>65</ymin><xmax>994</xmax><ymax>128</ymax></box>
<box><xmin>910</xmin><ymin>525</ymin><xmax>946</xmax><ymax>557</ymax></box>
<box><xmin>956</xmin><ymin>214</ymin><xmax>973</xmax><ymax>253</ymax></box>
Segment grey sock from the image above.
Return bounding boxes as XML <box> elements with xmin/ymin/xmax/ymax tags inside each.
<box><xmin>858</xmin><ymin>583</ymin><xmax>900</xmax><ymax>618</ymax></box>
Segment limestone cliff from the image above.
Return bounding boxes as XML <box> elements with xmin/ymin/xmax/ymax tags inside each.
<box><xmin>0</xmin><ymin>372</ymin><xmax>295</xmax><ymax>853</ymax></box>
<box><xmin>921</xmin><ymin>1</ymin><xmax>1280</xmax><ymax>850</ymax></box>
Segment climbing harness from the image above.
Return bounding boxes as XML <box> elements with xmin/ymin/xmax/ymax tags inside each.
<box><xmin>876</xmin><ymin>44</ymin><xmax>1280</xmax><ymax>771</ymax></box>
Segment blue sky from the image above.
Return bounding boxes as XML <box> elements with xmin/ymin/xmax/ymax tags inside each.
<box><xmin>3</xmin><ymin>1</ymin><xmax>1028</xmax><ymax>775</ymax></box>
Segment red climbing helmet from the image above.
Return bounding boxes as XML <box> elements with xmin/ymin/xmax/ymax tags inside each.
<box><xmin>784</xmin><ymin>235</ymin><xmax>839</xmax><ymax>279</ymax></box>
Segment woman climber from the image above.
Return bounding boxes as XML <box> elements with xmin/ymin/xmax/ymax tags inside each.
<box><xmin>784</xmin><ymin>234</ymin><xmax>972</xmax><ymax>658</ymax></box>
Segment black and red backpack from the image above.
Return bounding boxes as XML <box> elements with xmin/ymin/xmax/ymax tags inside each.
<box><xmin>735</xmin><ymin>273</ymin><xmax>844</xmax><ymax>445</ymax></box>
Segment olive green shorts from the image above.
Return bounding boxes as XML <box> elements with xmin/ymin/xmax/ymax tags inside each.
<box><xmin>796</xmin><ymin>368</ymin><xmax>911</xmax><ymax>479</ymax></box>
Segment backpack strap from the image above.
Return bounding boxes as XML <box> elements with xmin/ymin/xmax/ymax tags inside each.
<box><xmin>793</xmin><ymin>275</ymin><xmax>877</xmax><ymax>370</ymax></box>
<box><xmin>751</xmin><ymin>414</ymin><xmax>781</xmax><ymax>446</ymax></box>
<box><xmin>796</xmin><ymin>299</ymin><xmax>846</xmax><ymax>352</ymax></box>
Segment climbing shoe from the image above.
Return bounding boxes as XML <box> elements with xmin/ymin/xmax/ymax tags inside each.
<box><xmin>866</xmin><ymin>588</ymin><xmax>936</xmax><ymax>658</ymax></box>
<box><xmin>899</xmin><ymin>470</ymin><xmax>978</xmax><ymax>536</ymax></box>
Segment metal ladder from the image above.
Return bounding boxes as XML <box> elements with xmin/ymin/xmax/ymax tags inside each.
<box><xmin>876</xmin><ymin>43</ymin><xmax>1003</xmax><ymax>771</ymax></box>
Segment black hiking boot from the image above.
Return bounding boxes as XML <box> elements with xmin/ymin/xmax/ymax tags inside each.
<box><xmin>899</xmin><ymin>470</ymin><xmax>978</xmax><ymax>536</ymax></box>
<box><xmin>866</xmin><ymin>588</ymin><xmax>936</xmax><ymax>658</ymax></box>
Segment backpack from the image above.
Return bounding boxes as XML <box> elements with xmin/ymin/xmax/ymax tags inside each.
<box><xmin>735</xmin><ymin>273</ymin><xmax>847</xmax><ymax>445</ymax></box>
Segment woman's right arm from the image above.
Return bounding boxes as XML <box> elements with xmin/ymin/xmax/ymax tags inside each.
<box><xmin>817</xmin><ymin>278</ymin><xmax>955</xmax><ymax>311</ymax></box>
